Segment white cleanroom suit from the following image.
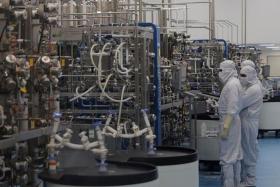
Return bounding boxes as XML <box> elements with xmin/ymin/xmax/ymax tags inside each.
<box><xmin>218</xmin><ymin>60</ymin><xmax>243</xmax><ymax>187</ymax></box>
<box><xmin>239</xmin><ymin>66</ymin><xmax>263</xmax><ymax>187</ymax></box>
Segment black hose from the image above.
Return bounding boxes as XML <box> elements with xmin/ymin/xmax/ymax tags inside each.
<box><xmin>35</xmin><ymin>181</ymin><xmax>43</xmax><ymax>187</ymax></box>
<box><xmin>37</xmin><ymin>22</ymin><xmax>45</xmax><ymax>53</ymax></box>
<box><xmin>0</xmin><ymin>20</ymin><xmax>8</xmax><ymax>44</ymax></box>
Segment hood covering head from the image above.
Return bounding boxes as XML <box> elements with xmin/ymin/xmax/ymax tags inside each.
<box><xmin>241</xmin><ymin>60</ymin><xmax>255</xmax><ymax>69</ymax></box>
<box><xmin>239</xmin><ymin>66</ymin><xmax>258</xmax><ymax>87</ymax></box>
<box><xmin>219</xmin><ymin>60</ymin><xmax>238</xmax><ymax>84</ymax></box>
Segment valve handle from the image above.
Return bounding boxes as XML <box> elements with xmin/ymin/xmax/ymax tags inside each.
<box><xmin>79</xmin><ymin>131</ymin><xmax>87</xmax><ymax>137</ymax></box>
<box><xmin>53</xmin><ymin>112</ymin><xmax>62</xmax><ymax>119</ymax></box>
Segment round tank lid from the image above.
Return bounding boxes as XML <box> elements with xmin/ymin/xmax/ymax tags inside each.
<box><xmin>39</xmin><ymin>161</ymin><xmax>158</xmax><ymax>186</ymax></box>
<box><xmin>264</xmin><ymin>96</ymin><xmax>280</xmax><ymax>102</ymax></box>
<box><xmin>107</xmin><ymin>147</ymin><xmax>198</xmax><ymax>166</ymax></box>
<box><xmin>41</xmin><ymin>56</ymin><xmax>51</xmax><ymax>64</ymax></box>
<box><xmin>5</xmin><ymin>54</ymin><xmax>17</xmax><ymax>64</ymax></box>
<box><xmin>192</xmin><ymin>113</ymin><xmax>220</xmax><ymax>120</ymax></box>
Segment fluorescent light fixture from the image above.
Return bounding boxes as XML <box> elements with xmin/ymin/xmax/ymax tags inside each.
<box><xmin>259</xmin><ymin>43</ymin><xmax>275</xmax><ymax>47</ymax></box>
<box><xmin>266</xmin><ymin>46</ymin><xmax>280</xmax><ymax>49</ymax></box>
<box><xmin>272</xmin><ymin>48</ymin><xmax>280</xmax><ymax>51</ymax></box>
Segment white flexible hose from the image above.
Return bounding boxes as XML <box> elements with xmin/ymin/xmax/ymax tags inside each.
<box><xmin>92</xmin><ymin>148</ymin><xmax>108</xmax><ymax>155</ymax></box>
<box><xmin>117</xmin><ymin>67</ymin><xmax>132</xmax><ymax>75</ymax></box>
<box><xmin>105</xmin><ymin>114</ymin><xmax>112</xmax><ymax>126</ymax></box>
<box><xmin>105</xmin><ymin>126</ymin><xmax>118</xmax><ymax>135</ymax></box>
<box><xmin>118</xmin><ymin>128</ymin><xmax>148</xmax><ymax>138</ymax></box>
<box><xmin>97</xmin><ymin>43</ymin><xmax>111</xmax><ymax>88</ymax></box>
<box><xmin>138</xmin><ymin>128</ymin><xmax>149</xmax><ymax>135</ymax></box>
<box><xmin>114</xmin><ymin>42</ymin><xmax>126</xmax><ymax>68</ymax></box>
<box><xmin>0</xmin><ymin>159</ymin><xmax>6</xmax><ymax>180</ymax></box>
<box><xmin>86</xmin><ymin>141</ymin><xmax>100</xmax><ymax>149</ymax></box>
<box><xmin>142</xmin><ymin>110</ymin><xmax>152</xmax><ymax>128</ymax></box>
<box><xmin>102</xmin><ymin>132</ymin><xmax>116</xmax><ymax>138</ymax></box>
<box><xmin>95</xmin><ymin>43</ymin><xmax>132</xmax><ymax>103</ymax></box>
<box><xmin>0</xmin><ymin>105</ymin><xmax>4</xmax><ymax>127</ymax></box>
<box><xmin>71</xmin><ymin>59</ymin><xmax>112</xmax><ymax>103</ymax></box>
<box><xmin>100</xmin><ymin>74</ymin><xmax>113</xmax><ymax>98</ymax></box>
<box><xmin>0</xmin><ymin>169</ymin><xmax>4</xmax><ymax>181</ymax></box>
<box><xmin>118</xmin><ymin>134</ymin><xmax>139</xmax><ymax>138</ymax></box>
<box><xmin>95</xmin><ymin>126</ymin><xmax>107</xmax><ymax>160</ymax></box>
<box><xmin>142</xmin><ymin>110</ymin><xmax>155</xmax><ymax>145</ymax></box>
<box><xmin>70</xmin><ymin>86</ymin><xmax>95</xmax><ymax>102</ymax></box>
<box><xmin>90</xmin><ymin>44</ymin><xmax>98</xmax><ymax>69</ymax></box>
<box><xmin>55</xmin><ymin>135</ymin><xmax>84</xmax><ymax>149</ymax></box>
<box><xmin>123</xmin><ymin>121</ymin><xmax>128</xmax><ymax>135</ymax></box>
<box><xmin>114</xmin><ymin>42</ymin><xmax>132</xmax><ymax>75</ymax></box>
<box><xmin>55</xmin><ymin>134</ymin><xmax>99</xmax><ymax>150</ymax></box>
<box><xmin>117</xmin><ymin>85</ymin><xmax>126</xmax><ymax>127</ymax></box>
<box><xmin>49</xmin><ymin>116</ymin><xmax>61</xmax><ymax>148</ymax></box>
<box><xmin>75</xmin><ymin>86</ymin><xmax>86</xmax><ymax>100</ymax></box>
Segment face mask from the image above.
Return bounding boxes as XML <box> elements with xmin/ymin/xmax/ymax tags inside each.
<box><xmin>219</xmin><ymin>71</ymin><xmax>231</xmax><ymax>84</ymax></box>
<box><xmin>239</xmin><ymin>75</ymin><xmax>248</xmax><ymax>87</ymax></box>
<box><xmin>218</xmin><ymin>72</ymin><xmax>225</xmax><ymax>84</ymax></box>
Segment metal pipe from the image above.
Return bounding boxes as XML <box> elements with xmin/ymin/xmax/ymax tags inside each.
<box><xmin>194</xmin><ymin>98</ymin><xmax>198</xmax><ymax>150</ymax></box>
<box><xmin>138</xmin><ymin>22</ymin><xmax>161</xmax><ymax>146</ymax></box>
<box><xmin>215</xmin><ymin>22</ymin><xmax>221</xmax><ymax>38</ymax></box>
<box><xmin>81</xmin><ymin>100</ymin><xmax>110</xmax><ymax>108</ymax></box>
<box><xmin>135</xmin><ymin>0</ymin><xmax>138</xmax><ymax>23</ymax></box>
<box><xmin>160</xmin><ymin>0</ymin><xmax>166</xmax><ymax>32</ymax></box>
<box><xmin>113</xmin><ymin>0</ymin><xmax>118</xmax><ymax>23</ymax></box>
<box><xmin>139</xmin><ymin>0</ymin><xmax>143</xmax><ymax>22</ymax></box>
<box><xmin>84</xmin><ymin>15</ymin><xmax>113</xmax><ymax>18</ymax></box>
<box><xmin>192</xmin><ymin>39</ymin><xmax>229</xmax><ymax>58</ymax></box>
<box><xmin>186</xmin><ymin>5</ymin><xmax>188</xmax><ymax>33</ymax></box>
<box><xmin>62</xmin><ymin>12</ymin><xmax>137</xmax><ymax>16</ymax></box>
<box><xmin>161</xmin><ymin>26</ymin><xmax>212</xmax><ymax>31</ymax></box>
<box><xmin>211</xmin><ymin>0</ymin><xmax>216</xmax><ymax>40</ymax></box>
<box><xmin>60</xmin><ymin>19</ymin><xmax>89</xmax><ymax>22</ymax></box>
<box><xmin>168</xmin><ymin>0</ymin><xmax>171</xmax><ymax>28</ymax></box>
<box><xmin>160</xmin><ymin>65</ymin><xmax>171</xmax><ymax>69</ymax></box>
<box><xmin>241</xmin><ymin>0</ymin><xmax>244</xmax><ymax>44</ymax></box>
<box><xmin>195</xmin><ymin>92</ymin><xmax>219</xmax><ymax>100</ymax></box>
<box><xmin>59</xmin><ymin>75</ymin><xmax>101</xmax><ymax>78</ymax></box>
<box><xmin>189</xmin><ymin>19</ymin><xmax>237</xmax><ymax>43</ymax></box>
<box><xmin>208</xmin><ymin>0</ymin><xmax>215</xmax><ymax>40</ymax></box>
<box><xmin>216</xmin><ymin>20</ymin><xmax>233</xmax><ymax>42</ymax></box>
<box><xmin>218</xmin><ymin>23</ymin><xmax>225</xmax><ymax>40</ymax></box>
<box><xmin>120</xmin><ymin>2</ymin><xmax>210</xmax><ymax>6</ymax></box>
<box><xmin>209</xmin><ymin>0</ymin><xmax>211</xmax><ymax>40</ymax></box>
<box><xmin>244</xmin><ymin>0</ymin><xmax>247</xmax><ymax>46</ymax></box>
<box><xmin>136</xmin><ymin>7</ymin><xmax>186</xmax><ymax>11</ymax></box>
<box><xmin>184</xmin><ymin>91</ymin><xmax>198</xmax><ymax>98</ymax></box>
<box><xmin>224</xmin><ymin>19</ymin><xmax>239</xmax><ymax>44</ymax></box>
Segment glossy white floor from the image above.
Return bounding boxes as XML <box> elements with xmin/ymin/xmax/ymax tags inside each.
<box><xmin>200</xmin><ymin>136</ymin><xmax>280</xmax><ymax>187</ymax></box>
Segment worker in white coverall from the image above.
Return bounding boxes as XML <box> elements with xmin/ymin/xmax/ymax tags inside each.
<box><xmin>239</xmin><ymin>66</ymin><xmax>263</xmax><ymax>187</ymax></box>
<box><xmin>240</xmin><ymin>60</ymin><xmax>255</xmax><ymax>69</ymax></box>
<box><xmin>240</xmin><ymin>60</ymin><xmax>266</xmax><ymax>96</ymax></box>
<box><xmin>218</xmin><ymin>60</ymin><xmax>243</xmax><ymax>187</ymax></box>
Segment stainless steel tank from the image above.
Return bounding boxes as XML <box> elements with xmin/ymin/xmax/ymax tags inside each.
<box><xmin>77</xmin><ymin>0</ymin><xmax>96</xmax><ymax>26</ymax></box>
<box><xmin>192</xmin><ymin>114</ymin><xmax>220</xmax><ymax>161</ymax></box>
<box><xmin>39</xmin><ymin>149</ymin><xmax>159</xmax><ymax>187</ymax></box>
<box><xmin>259</xmin><ymin>97</ymin><xmax>280</xmax><ymax>132</ymax></box>
<box><xmin>107</xmin><ymin>147</ymin><xmax>199</xmax><ymax>187</ymax></box>
<box><xmin>62</xmin><ymin>0</ymin><xmax>78</xmax><ymax>27</ymax></box>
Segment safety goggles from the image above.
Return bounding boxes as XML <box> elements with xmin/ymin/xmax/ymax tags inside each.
<box><xmin>219</xmin><ymin>68</ymin><xmax>234</xmax><ymax>72</ymax></box>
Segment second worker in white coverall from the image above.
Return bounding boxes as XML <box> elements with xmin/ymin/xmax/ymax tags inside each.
<box><xmin>239</xmin><ymin>66</ymin><xmax>263</xmax><ymax>187</ymax></box>
<box><xmin>218</xmin><ymin>60</ymin><xmax>243</xmax><ymax>187</ymax></box>
<box><xmin>241</xmin><ymin>60</ymin><xmax>266</xmax><ymax>97</ymax></box>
